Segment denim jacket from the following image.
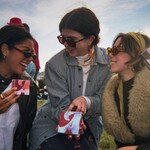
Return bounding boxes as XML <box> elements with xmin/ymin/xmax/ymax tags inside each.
<box><xmin>29</xmin><ymin>46</ymin><xmax>111</xmax><ymax>149</ymax></box>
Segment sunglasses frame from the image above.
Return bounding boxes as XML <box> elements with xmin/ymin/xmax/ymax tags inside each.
<box><xmin>107</xmin><ymin>46</ymin><xmax>125</xmax><ymax>56</ymax></box>
<box><xmin>57</xmin><ymin>35</ymin><xmax>86</xmax><ymax>48</ymax></box>
<box><xmin>13</xmin><ymin>46</ymin><xmax>37</xmax><ymax>60</ymax></box>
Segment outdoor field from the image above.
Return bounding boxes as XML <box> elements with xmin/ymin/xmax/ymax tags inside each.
<box><xmin>38</xmin><ymin>100</ymin><xmax>116</xmax><ymax>150</ymax></box>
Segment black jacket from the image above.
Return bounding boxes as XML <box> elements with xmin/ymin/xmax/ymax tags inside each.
<box><xmin>13</xmin><ymin>72</ymin><xmax>37</xmax><ymax>150</ymax></box>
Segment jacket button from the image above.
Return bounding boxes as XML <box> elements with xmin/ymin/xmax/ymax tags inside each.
<box><xmin>78</xmin><ymin>85</ymin><xmax>81</xmax><ymax>88</ymax></box>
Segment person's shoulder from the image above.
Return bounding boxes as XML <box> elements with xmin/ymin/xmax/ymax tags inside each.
<box><xmin>136</xmin><ymin>66</ymin><xmax>150</xmax><ymax>81</ymax></box>
<box><xmin>45</xmin><ymin>49</ymin><xmax>69</xmax><ymax>76</ymax></box>
<box><xmin>105</xmin><ymin>73</ymin><xmax>119</xmax><ymax>88</ymax></box>
<box><xmin>98</xmin><ymin>47</ymin><xmax>106</xmax><ymax>51</ymax></box>
<box><xmin>47</xmin><ymin>49</ymin><xmax>66</xmax><ymax>65</ymax></box>
<box><xmin>21</xmin><ymin>71</ymin><xmax>37</xmax><ymax>86</ymax></box>
<box><xmin>96</xmin><ymin>47</ymin><xmax>107</xmax><ymax>54</ymax></box>
<box><xmin>21</xmin><ymin>71</ymin><xmax>32</xmax><ymax>79</ymax></box>
<box><xmin>95</xmin><ymin>46</ymin><xmax>109</xmax><ymax>64</ymax></box>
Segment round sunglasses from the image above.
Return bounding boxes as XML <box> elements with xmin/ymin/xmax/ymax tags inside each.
<box><xmin>13</xmin><ymin>46</ymin><xmax>37</xmax><ymax>60</ymax></box>
<box><xmin>107</xmin><ymin>46</ymin><xmax>125</xmax><ymax>55</ymax></box>
<box><xmin>57</xmin><ymin>35</ymin><xmax>86</xmax><ymax>48</ymax></box>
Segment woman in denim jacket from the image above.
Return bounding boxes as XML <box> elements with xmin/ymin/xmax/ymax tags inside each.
<box><xmin>29</xmin><ymin>7</ymin><xmax>110</xmax><ymax>150</ymax></box>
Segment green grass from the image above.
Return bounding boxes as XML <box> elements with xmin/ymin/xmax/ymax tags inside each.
<box><xmin>99</xmin><ymin>130</ymin><xmax>116</xmax><ymax>150</ymax></box>
<box><xmin>37</xmin><ymin>100</ymin><xmax>116</xmax><ymax>150</ymax></box>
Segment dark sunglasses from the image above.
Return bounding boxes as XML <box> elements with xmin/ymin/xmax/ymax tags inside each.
<box><xmin>107</xmin><ymin>46</ymin><xmax>125</xmax><ymax>56</ymax></box>
<box><xmin>57</xmin><ymin>35</ymin><xmax>86</xmax><ymax>48</ymax></box>
<box><xmin>13</xmin><ymin>46</ymin><xmax>37</xmax><ymax>60</ymax></box>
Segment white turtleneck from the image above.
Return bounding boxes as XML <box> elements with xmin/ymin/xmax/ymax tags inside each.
<box><xmin>76</xmin><ymin>53</ymin><xmax>92</xmax><ymax>108</ymax></box>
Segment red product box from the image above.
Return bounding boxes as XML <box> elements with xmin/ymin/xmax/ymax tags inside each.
<box><xmin>57</xmin><ymin>111</ymin><xmax>82</xmax><ymax>135</ymax></box>
<box><xmin>12</xmin><ymin>79</ymin><xmax>30</xmax><ymax>95</ymax></box>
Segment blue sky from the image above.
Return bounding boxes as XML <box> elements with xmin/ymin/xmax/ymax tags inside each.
<box><xmin>0</xmin><ymin>0</ymin><xmax>150</xmax><ymax>71</ymax></box>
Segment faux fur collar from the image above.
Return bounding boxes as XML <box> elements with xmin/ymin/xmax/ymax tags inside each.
<box><xmin>102</xmin><ymin>67</ymin><xmax>150</xmax><ymax>144</ymax></box>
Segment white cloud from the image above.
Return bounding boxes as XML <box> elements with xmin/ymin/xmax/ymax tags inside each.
<box><xmin>0</xmin><ymin>0</ymin><xmax>150</xmax><ymax>71</ymax></box>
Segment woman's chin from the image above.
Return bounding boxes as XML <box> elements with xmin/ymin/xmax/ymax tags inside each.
<box><xmin>110</xmin><ymin>68</ymin><xmax>118</xmax><ymax>74</ymax></box>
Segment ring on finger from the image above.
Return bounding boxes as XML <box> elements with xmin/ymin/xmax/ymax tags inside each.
<box><xmin>0</xmin><ymin>94</ymin><xmax>4</xmax><ymax>99</ymax></box>
<box><xmin>72</xmin><ymin>102</ymin><xmax>77</xmax><ymax>107</ymax></box>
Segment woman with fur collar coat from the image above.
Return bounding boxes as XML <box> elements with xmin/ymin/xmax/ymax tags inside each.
<box><xmin>102</xmin><ymin>32</ymin><xmax>150</xmax><ymax>150</ymax></box>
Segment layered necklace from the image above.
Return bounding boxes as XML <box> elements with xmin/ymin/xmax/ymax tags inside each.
<box><xmin>77</xmin><ymin>49</ymin><xmax>95</xmax><ymax>75</ymax></box>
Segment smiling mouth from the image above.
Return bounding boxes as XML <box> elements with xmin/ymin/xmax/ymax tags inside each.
<box><xmin>110</xmin><ymin>61</ymin><xmax>116</xmax><ymax>65</ymax></box>
<box><xmin>20</xmin><ymin>62</ymin><xmax>28</xmax><ymax>68</ymax></box>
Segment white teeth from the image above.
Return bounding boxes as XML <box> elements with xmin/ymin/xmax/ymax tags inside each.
<box><xmin>110</xmin><ymin>61</ymin><xmax>116</xmax><ymax>65</ymax></box>
<box><xmin>21</xmin><ymin>63</ymin><xmax>27</xmax><ymax>67</ymax></box>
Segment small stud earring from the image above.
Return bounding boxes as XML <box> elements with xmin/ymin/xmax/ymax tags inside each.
<box><xmin>3</xmin><ymin>55</ymin><xmax>6</xmax><ymax>60</ymax></box>
<box><xmin>128</xmin><ymin>65</ymin><xmax>135</xmax><ymax>72</ymax></box>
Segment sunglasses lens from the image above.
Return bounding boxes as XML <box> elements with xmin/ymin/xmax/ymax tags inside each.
<box><xmin>57</xmin><ymin>36</ymin><xmax>76</xmax><ymax>47</ymax></box>
<box><xmin>107</xmin><ymin>47</ymin><xmax>112</xmax><ymax>55</ymax></box>
<box><xmin>57</xmin><ymin>36</ymin><xmax>64</xmax><ymax>44</ymax></box>
<box><xmin>111</xmin><ymin>47</ymin><xmax>117</xmax><ymax>55</ymax></box>
<box><xmin>66</xmin><ymin>39</ymin><xmax>76</xmax><ymax>47</ymax></box>
<box><xmin>113</xmin><ymin>47</ymin><xmax>124</xmax><ymax>55</ymax></box>
<box><xmin>24</xmin><ymin>53</ymin><xmax>31</xmax><ymax>58</ymax></box>
<box><xmin>24</xmin><ymin>52</ymin><xmax>36</xmax><ymax>60</ymax></box>
<box><xmin>58</xmin><ymin>35</ymin><xmax>77</xmax><ymax>47</ymax></box>
<box><xmin>107</xmin><ymin>47</ymin><xmax>121</xmax><ymax>55</ymax></box>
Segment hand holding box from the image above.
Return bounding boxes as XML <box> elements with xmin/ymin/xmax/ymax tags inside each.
<box><xmin>12</xmin><ymin>79</ymin><xmax>30</xmax><ymax>95</ymax></box>
<box><xmin>57</xmin><ymin>111</ymin><xmax>82</xmax><ymax>135</ymax></box>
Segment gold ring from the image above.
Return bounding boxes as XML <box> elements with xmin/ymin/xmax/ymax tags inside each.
<box><xmin>0</xmin><ymin>94</ymin><xmax>4</xmax><ymax>99</ymax></box>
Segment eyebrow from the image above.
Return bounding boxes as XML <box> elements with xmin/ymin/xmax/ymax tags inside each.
<box><xmin>20</xmin><ymin>46</ymin><xmax>34</xmax><ymax>52</ymax></box>
<box><xmin>61</xmin><ymin>34</ymin><xmax>78</xmax><ymax>38</ymax></box>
